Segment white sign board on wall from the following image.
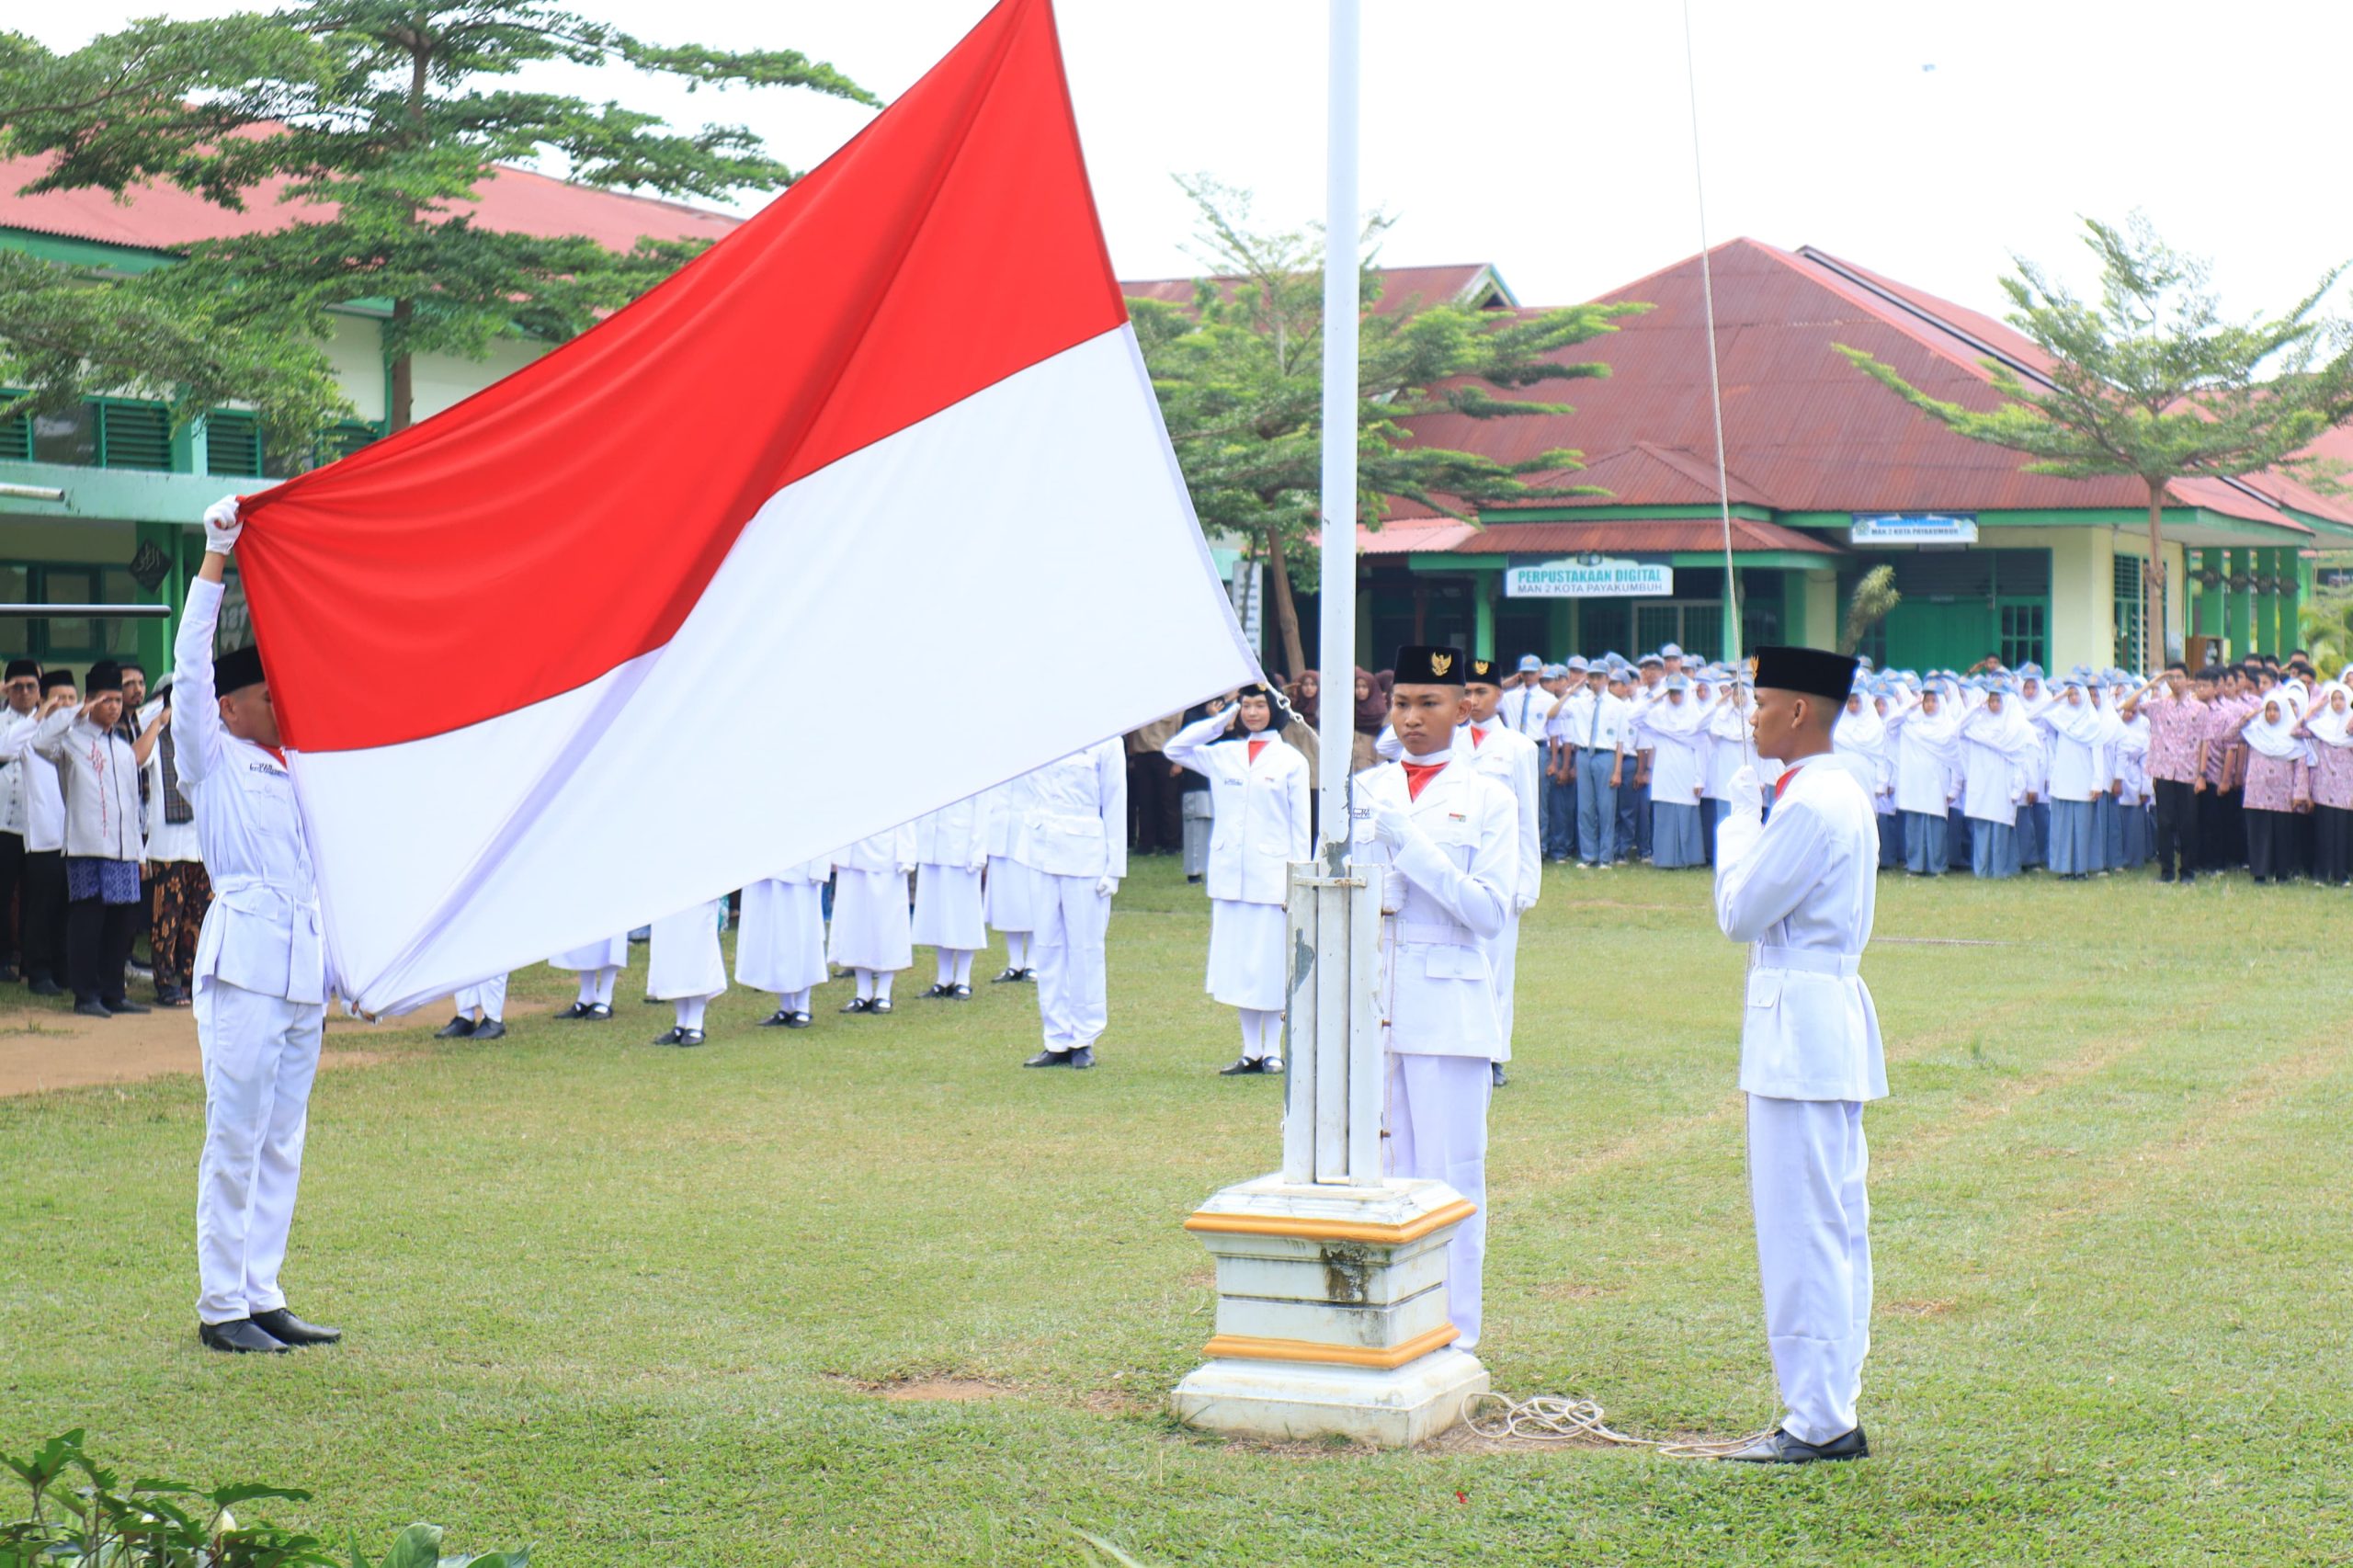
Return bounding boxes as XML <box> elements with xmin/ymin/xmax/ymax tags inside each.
<box><xmin>1850</xmin><ymin>513</ymin><xmax>1979</xmax><ymax>544</ymax></box>
<box><xmin>1504</xmin><ymin>557</ymin><xmax>1674</xmax><ymax>598</ymax></box>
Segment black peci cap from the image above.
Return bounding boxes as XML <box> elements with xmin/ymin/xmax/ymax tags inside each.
<box><xmin>39</xmin><ymin>669</ymin><xmax>74</xmax><ymax>694</ymax></box>
<box><xmin>1465</xmin><ymin>657</ymin><xmax>1503</xmax><ymax>687</ymax></box>
<box><xmin>84</xmin><ymin>660</ymin><xmax>123</xmax><ymax>696</ymax></box>
<box><xmin>1392</xmin><ymin>645</ymin><xmax>1467</xmax><ymax>687</ymax></box>
<box><xmin>215</xmin><ymin>646</ymin><xmax>267</xmax><ymax>698</ymax></box>
<box><xmin>1752</xmin><ymin>645</ymin><xmax>1859</xmax><ymax>702</ymax></box>
<box><xmin>5</xmin><ymin>658</ymin><xmax>38</xmax><ymax>682</ymax></box>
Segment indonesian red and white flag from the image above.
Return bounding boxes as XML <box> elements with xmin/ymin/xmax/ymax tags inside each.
<box><xmin>233</xmin><ymin>0</ymin><xmax>1257</xmax><ymax>1016</ymax></box>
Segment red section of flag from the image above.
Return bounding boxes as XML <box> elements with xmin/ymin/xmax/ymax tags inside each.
<box><xmin>233</xmin><ymin>0</ymin><xmax>1120</xmax><ymax>754</ymax></box>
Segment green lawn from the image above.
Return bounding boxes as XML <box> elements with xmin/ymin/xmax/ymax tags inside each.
<box><xmin>5</xmin><ymin>856</ymin><xmax>2350</xmax><ymax>1566</ymax></box>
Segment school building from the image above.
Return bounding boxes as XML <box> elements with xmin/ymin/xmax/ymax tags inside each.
<box><xmin>1334</xmin><ymin>239</ymin><xmax>2352</xmax><ymax>675</ymax></box>
<box><xmin>0</xmin><ymin>153</ymin><xmax>733</xmax><ymax>678</ymax></box>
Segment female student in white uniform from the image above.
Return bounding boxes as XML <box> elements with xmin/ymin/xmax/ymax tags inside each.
<box><xmin>648</xmin><ymin>899</ymin><xmax>727</xmax><ymax>1046</ymax></box>
<box><xmin>912</xmin><ymin>794</ymin><xmax>991</xmax><ymax>1000</ymax></box>
<box><xmin>1163</xmin><ymin>682</ymin><xmax>1311</xmax><ymax>1075</ymax></box>
<box><xmin>831</xmin><ymin>821</ymin><xmax>917</xmax><ymax>1014</ymax></box>
<box><xmin>738</xmin><ymin>858</ymin><xmax>831</xmax><ymax>1028</ymax></box>
<box><xmin>550</xmin><ymin>931</ymin><xmax>631</xmax><ymax>1021</ymax></box>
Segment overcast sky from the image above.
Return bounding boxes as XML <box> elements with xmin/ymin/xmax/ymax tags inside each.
<box><xmin>25</xmin><ymin>0</ymin><xmax>2353</xmax><ymax>319</ymax></box>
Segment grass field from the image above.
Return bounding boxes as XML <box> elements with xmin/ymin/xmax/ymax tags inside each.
<box><xmin>4</xmin><ymin>855</ymin><xmax>2350</xmax><ymax>1565</ymax></box>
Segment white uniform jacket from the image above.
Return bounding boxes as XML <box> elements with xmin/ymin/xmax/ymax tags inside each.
<box><xmin>1713</xmin><ymin>754</ymin><xmax>1884</xmax><ymax>1102</ymax></box>
<box><xmin>0</xmin><ymin>709</ymin><xmax>65</xmax><ymax>847</ymax></box>
<box><xmin>1348</xmin><ymin>754</ymin><xmax>1518</xmax><ymax>1060</ymax></box>
<box><xmin>1461</xmin><ymin>719</ymin><xmax>1541</xmax><ymax>913</ymax></box>
<box><xmin>835</xmin><ymin>822</ymin><xmax>918</xmax><ymax>876</ymax></box>
<box><xmin>172</xmin><ymin>578</ymin><xmax>326</xmax><ymax>1006</ymax></box>
<box><xmin>33</xmin><ymin>710</ymin><xmax>147</xmax><ymax>862</ymax></box>
<box><xmin>915</xmin><ymin>795</ymin><xmax>990</xmax><ymax>870</ymax></box>
<box><xmin>1164</xmin><ymin>712</ymin><xmax>1311</xmax><ymax>905</ymax></box>
<box><xmin>0</xmin><ymin>708</ymin><xmax>29</xmax><ymax>835</ymax></box>
<box><xmin>1014</xmin><ymin>739</ymin><xmax>1128</xmax><ymax>881</ymax></box>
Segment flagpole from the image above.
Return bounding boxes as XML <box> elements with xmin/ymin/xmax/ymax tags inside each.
<box><xmin>1315</xmin><ymin>0</ymin><xmax>1360</xmax><ymax>860</ymax></box>
<box><xmin>1173</xmin><ymin>0</ymin><xmax>1486</xmax><ymax>1442</ymax></box>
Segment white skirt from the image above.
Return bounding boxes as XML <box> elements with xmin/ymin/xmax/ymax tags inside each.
<box><xmin>985</xmin><ymin>855</ymin><xmax>1039</xmax><ymax>933</ymax></box>
<box><xmin>1206</xmin><ymin>897</ymin><xmax>1288</xmax><ymax>1012</ymax></box>
<box><xmin>549</xmin><ymin>932</ymin><xmax>631</xmax><ymax>972</ymax></box>
<box><xmin>736</xmin><ymin>879</ymin><xmax>827</xmax><ymax>994</ymax></box>
<box><xmin>648</xmin><ymin>899</ymin><xmax>727</xmax><ymax>1001</ymax></box>
<box><xmin>829</xmin><ymin>867</ymin><xmax>913</xmax><ymax>971</ymax></box>
<box><xmin>912</xmin><ymin>862</ymin><xmax>987</xmax><ymax>949</ymax></box>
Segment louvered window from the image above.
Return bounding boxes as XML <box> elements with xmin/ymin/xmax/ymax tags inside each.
<box><xmin>206</xmin><ymin>411</ymin><xmax>262</xmax><ymax>476</ymax></box>
<box><xmin>95</xmin><ymin>401</ymin><xmax>171</xmax><ymax>470</ymax></box>
<box><xmin>0</xmin><ymin>404</ymin><xmax>28</xmax><ymax>461</ymax></box>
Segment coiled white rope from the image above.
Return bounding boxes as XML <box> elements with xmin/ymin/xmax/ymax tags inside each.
<box><xmin>1464</xmin><ymin>1392</ymin><xmax>1776</xmax><ymax>1460</ymax></box>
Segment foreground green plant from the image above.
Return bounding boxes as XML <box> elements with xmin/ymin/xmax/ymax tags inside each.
<box><xmin>0</xmin><ymin>1431</ymin><xmax>524</xmax><ymax>1568</ymax></box>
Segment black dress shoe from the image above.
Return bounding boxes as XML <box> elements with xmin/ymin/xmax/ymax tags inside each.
<box><xmin>758</xmin><ymin>1009</ymin><xmax>796</xmax><ymax>1027</ymax></box>
<box><xmin>104</xmin><ymin>996</ymin><xmax>151</xmax><ymax>1016</ymax></box>
<box><xmin>785</xmin><ymin>1011</ymin><xmax>813</xmax><ymax>1028</ymax></box>
<box><xmin>555</xmin><ymin>1002</ymin><xmax>597</xmax><ymax>1020</ymax></box>
<box><xmin>1724</xmin><ymin>1426</ymin><xmax>1869</xmax><ymax>1464</ymax></box>
<box><xmin>434</xmin><ymin>1016</ymin><xmax>476</xmax><ymax>1039</ymax></box>
<box><xmin>199</xmin><ymin>1318</ymin><xmax>290</xmax><ymax>1355</ymax></box>
<box><xmin>950</xmin><ymin>983</ymin><xmax>972</xmax><ymax>1000</ymax></box>
<box><xmin>990</xmin><ymin>967</ymin><xmax>1024</xmax><ymax>984</ymax></box>
<box><xmin>74</xmin><ymin>998</ymin><xmax>112</xmax><ymax>1018</ymax></box>
<box><xmin>1263</xmin><ymin>1055</ymin><xmax>1284</xmax><ymax>1074</ymax></box>
<box><xmin>920</xmin><ymin>983</ymin><xmax>954</xmax><ymax>999</ymax></box>
<box><xmin>1069</xmin><ymin>1046</ymin><xmax>1095</xmax><ymax>1069</ymax></box>
<box><xmin>470</xmin><ymin>1018</ymin><xmax>507</xmax><ymax>1040</ymax></box>
<box><xmin>1017</xmin><ymin>968</ymin><xmax>1038</xmax><ymax>983</ymax></box>
<box><xmin>1218</xmin><ymin>1057</ymin><xmax>1265</xmax><ymax>1075</ymax></box>
<box><xmin>28</xmin><ymin>978</ymin><xmax>63</xmax><ymax>996</ymax></box>
<box><xmin>1023</xmin><ymin>1049</ymin><xmax>1073</xmax><ymax>1068</ymax></box>
<box><xmin>651</xmin><ymin>1028</ymin><xmax>706</xmax><ymax>1047</ymax></box>
<box><xmin>869</xmin><ymin>998</ymin><xmax>893</xmax><ymax>1015</ymax></box>
<box><xmin>839</xmin><ymin>997</ymin><xmax>872</xmax><ymax>1015</ymax></box>
<box><xmin>1491</xmin><ymin>1062</ymin><xmax>1509</xmax><ymax>1087</ymax></box>
<box><xmin>249</xmin><ymin>1307</ymin><xmax>342</xmax><ymax>1346</ymax></box>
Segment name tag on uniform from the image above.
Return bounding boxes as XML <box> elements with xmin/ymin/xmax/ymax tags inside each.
<box><xmin>1448</xmin><ymin>812</ymin><xmax>1466</xmax><ymax>822</ymax></box>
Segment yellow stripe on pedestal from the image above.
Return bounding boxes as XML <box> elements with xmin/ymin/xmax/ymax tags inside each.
<box><xmin>1183</xmin><ymin>1198</ymin><xmax>1477</xmax><ymax>1247</ymax></box>
<box><xmin>1199</xmin><ymin>1323</ymin><xmax>1461</xmax><ymax>1371</ymax></box>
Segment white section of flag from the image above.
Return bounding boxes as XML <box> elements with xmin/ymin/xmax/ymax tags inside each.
<box><xmin>295</xmin><ymin>325</ymin><xmax>1256</xmax><ymax>1016</ymax></box>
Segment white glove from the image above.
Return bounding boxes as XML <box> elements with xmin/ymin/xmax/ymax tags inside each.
<box><xmin>1514</xmin><ymin>892</ymin><xmax>1537</xmax><ymax>915</ymax></box>
<box><xmin>1095</xmin><ymin>875</ymin><xmax>1120</xmax><ymax>899</ymax></box>
<box><xmin>1728</xmin><ymin>765</ymin><xmax>1765</xmax><ymax>819</ymax></box>
<box><xmin>1371</xmin><ymin>800</ymin><xmax>1413</xmax><ymax>848</ymax></box>
<box><xmin>202</xmin><ymin>495</ymin><xmax>243</xmax><ymax>553</ymax></box>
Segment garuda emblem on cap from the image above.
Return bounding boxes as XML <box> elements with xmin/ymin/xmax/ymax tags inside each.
<box><xmin>1430</xmin><ymin>652</ymin><xmax>1454</xmax><ymax>676</ymax></box>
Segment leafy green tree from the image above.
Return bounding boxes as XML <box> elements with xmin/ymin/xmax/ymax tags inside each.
<box><xmin>1838</xmin><ymin>215</ymin><xmax>2353</xmax><ymax>666</ymax></box>
<box><xmin>0</xmin><ymin>2</ymin><xmax>872</xmax><ymax>439</ymax></box>
<box><xmin>1133</xmin><ymin>178</ymin><xmax>1647</xmax><ymax>678</ymax></box>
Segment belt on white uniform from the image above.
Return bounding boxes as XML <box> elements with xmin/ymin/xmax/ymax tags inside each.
<box><xmin>210</xmin><ymin>874</ymin><xmax>320</xmax><ymax>917</ymax></box>
<box><xmin>1753</xmin><ymin>945</ymin><xmax>1861</xmax><ymax>978</ymax></box>
<box><xmin>1393</xmin><ymin>919</ymin><xmax>1476</xmax><ymax>948</ymax></box>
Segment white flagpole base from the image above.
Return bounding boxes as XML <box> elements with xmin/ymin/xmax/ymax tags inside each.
<box><xmin>1170</xmin><ymin>1174</ymin><xmax>1488</xmax><ymax>1447</ymax></box>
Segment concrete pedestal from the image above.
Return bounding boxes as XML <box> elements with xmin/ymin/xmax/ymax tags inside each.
<box><xmin>1170</xmin><ymin>1174</ymin><xmax>1486</xmax><ymax>1446</ymax></box>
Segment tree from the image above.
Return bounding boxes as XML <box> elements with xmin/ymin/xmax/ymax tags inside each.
<box><xmin>1133</xmin><ymin>179</ymin><xmax>1648</xmax><ymax>678</ymax></box>
<box><xmin>1836</xmin><ymin>215</ymin><xmax>2353</xmax><ymax>668</ymax></box>
<box><xmin>0</xmin><ymin>3</ymin><xmax>873</xmax><ymax>437</ymax></box>
<box><xmin>1840</xmin><ymin>564</ymin><xmax>1900</xmax><ymax>658</ymax></box>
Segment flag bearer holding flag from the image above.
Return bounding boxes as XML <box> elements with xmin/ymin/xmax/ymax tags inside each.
<box><xmin>1711</xmin><ymin>645</ymin><xmax>1884</xmax><ymax>1463</ymax></box>
<box><xmin>1347</xmin><ymin>645</ymin><xmax>1518</xmax><ymax>1350</ymax></box>
<box><xmin>178</xmin><ymin>498</ymin><xmax>341</xmax><ymax>1356</ymax></box>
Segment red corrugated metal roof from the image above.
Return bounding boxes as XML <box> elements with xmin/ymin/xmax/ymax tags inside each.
<box><xmin>1400</xmin><ymin>238</ymin><xmax>2317</xmax><ymax>535</ymax></box>
<box><xmin>1467</xmin><ymin>517</ymin><xmax>1836</xmax><ymax>556</ymax></box>
<box><xmin>1121</xmin><ymin>262</ymin><xmax>1510</xmax><ymax>315</ymax></box>
<box><xmin>0</xmin><ymin>131</ymin><xmax>740</xmax><ymax>254</ymax></box>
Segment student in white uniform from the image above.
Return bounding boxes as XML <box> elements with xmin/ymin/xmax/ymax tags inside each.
<box><xmin>1456</xmin><ymin>660</ymin><xmax>1540</xmax><ymax>1088</ymax></box>
<box><xmin>1643</xmin><ymin>674</ymin><xmax>1710</xmax><ymax>869</ymax></box>
<box><xmin>1884</xmin><ymin>685</ymin><xmax>1961</xmax><ymax>875</ymax></box>
<box><xmin>912</xmin><ymin>795</ymin><xmax>990</xmax><ymax>1001</ymax></box>
<box><xmin>176</xmin><ymin>498</ymin><xmax>339</xmax><ymax>1355</ymax></box>
<box><xmin>549</xmin><ymin>931</ymin><xmax>630</xmax><ymax>1021</ymax></box>
<box><xmin>1164</xmin><ymin>682</ymin><xmax>1311</xmax><ymax>1076</ymax></box>
<box><xmin>139</xmin><ymin>676</ymin><xmax>207</xmax><ymax>1008</ymax></box>
<box><xmin>439</xmin><ymin>972</ymin><xmax>508</xmax><ymax>1040</ymax></box>
<box><xmin>1351</xmin><ymin>644</ymin><xmax>1518</xmax><ymax>1349</ymax></box>
<box><xmin>647</xmin><ymin>898</ymin><xmax>727</xmax><ymax>1046</ymax></box>
<box><xmin>737</xmin><ymin>858</ymin><xmax>830</xmax><ymax>1028</ymax></box>
<box><xmin>1712</xmin><ymin>644</ymin><xmax>1883</xmax><ymax>1463</ymax></box>
<box><xmin>0</xmin><ymin>656</ymin><xmax>36</xmax><ymax>985</ymax></box>
<box><xmin>830</xmin><ymin>821</ymin><xmax>916</xmax><ymax>1014</ymax></box>
<box><xmin>5</xmin><ymin>670</ymin><xmax>74</xmax><ymax>994</ymax></box>
<box><xmin>983</xmin><ymin>776</ymin><xmax>1040</xmax><ymax>984</ymax></box>
<box><xmin>1017</xmin><ymin>736</ymin><xmax>1126</xmax><ymax>1070</ymax></box>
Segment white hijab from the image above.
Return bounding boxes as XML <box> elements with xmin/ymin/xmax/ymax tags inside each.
<box><xmin>1961</xmin><ymin>693</ymin><xmax>2038</xmax><ymax>760</ymax></box>
<box><xmin>2244</xmin><ymin>693</ymin><xmax>2312</xmax><ymax>762</ymax></box>
<box><xmin>2307</xmin><ymin>682</ymin><xmax>2353</xmax><ymax>749</ymax></box>
<box><xmin>1834</xmin><ymin>692</ymin><xmax>1885</xmax><ymax>754</ymax></box>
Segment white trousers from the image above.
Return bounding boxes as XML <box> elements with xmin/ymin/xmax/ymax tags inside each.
<box><xmin>1384</xmin><ymin>1051</ymin><xmax>1492</xmax><ymax>1349</ymax></box>
<box><xmin>1747</xmin><ymin>1095</ymin><xmax>1872</xmax><ymax>1444</ymax></box>
<box><xmin>455</xmin><ymin>972</ymin><xmax>506</xmax><ymax>1021</ymax></box>
<box><xmin>195</xmin><ymin>979</ymin><xmax>325</xmax><ymax>1324</ymax></box>
<box><xmin>1482</xmin><ymin>911</ymin><xmax>1521</xmax><ymax>1063</ymax></box>
<box><xmin>1032</xmin><ymin>871</ymin><xmax>1109</xmax><ymax>1050</ymax></box>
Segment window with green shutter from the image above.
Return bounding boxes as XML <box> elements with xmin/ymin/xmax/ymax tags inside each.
<box><xmin>206</xmin><ymin>411</ymin><xmax>262</xmax><ymax>476</ymax></box>
<box><xmin>95</xmin><ymin>400</ymin><xmax>171</xmax><ymax>470</ymax></box>
<box><xmin>0</xmin><ymin>408</ymin><xmax>28</xmax><ymax>461</ymax></box>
